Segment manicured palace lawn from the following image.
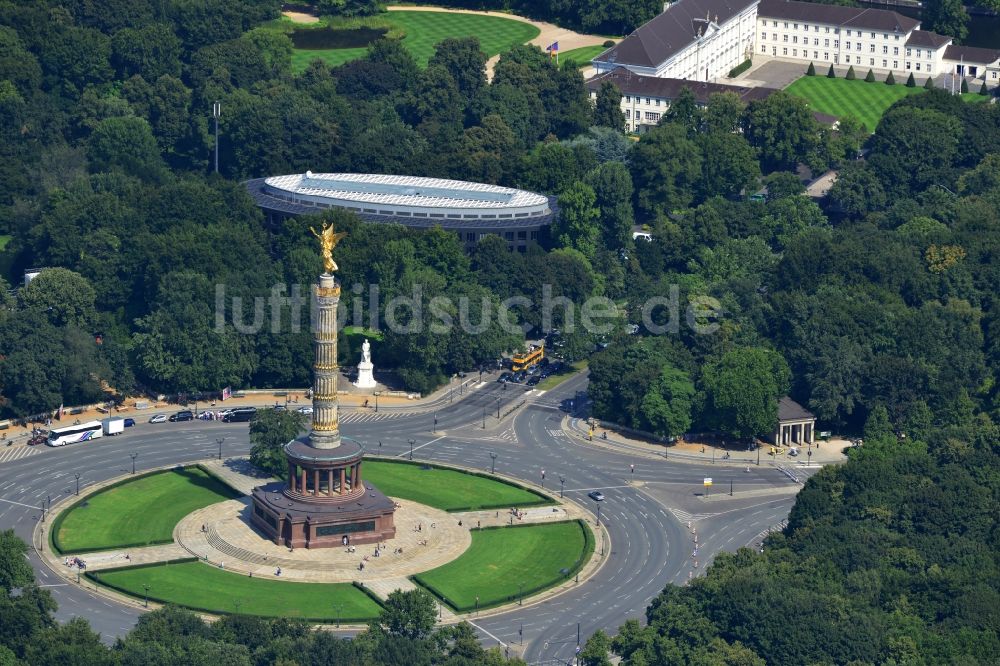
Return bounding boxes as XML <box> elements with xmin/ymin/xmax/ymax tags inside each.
<box><xmin>413</xmin><ymin>521</ymin><xmax>592</xmax><ymax>610</ymax></box>
<box><xmin>362</xmin><ymin>460</ymin><xmax>550</xmax><ymax>511</ymax></box>
<box><xmin>55</xmin><ymin>467</ymin><xmax>241</xmax><ymax>553</ymax></box>
<box><xmin>284</xmin><ymin>11</ymin><xmax>540</xmax><ymax>72</ymax></box>
<box><xmin>786</xmin><ymin>76</ymin><xmax>925</xmax><ymax>131</ymax></box>
<box><xmin>559</xmin><ymin>45</ymin><xmax>609</xmax><ymax>68</ymax></box>
<box><xmin>90</xmin><ymin>561</ymin><xmax>382</xmax><ymax>621</ymax></box>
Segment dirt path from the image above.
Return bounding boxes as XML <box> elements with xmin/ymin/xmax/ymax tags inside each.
<box><xmin>282</xmin><ymin>10</ymin><xmax>320</xmax><ymax>23</ymax></box>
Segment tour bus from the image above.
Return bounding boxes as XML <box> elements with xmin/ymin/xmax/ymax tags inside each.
<box><xmin>48</xmin><ymin>421</ymin><xmax>104</xmax><ymax>446</ymax></box>
<box><xmin>511</xmin><ymin>345</ymin><xmax>544</xmax><ymax>372</ymax></box>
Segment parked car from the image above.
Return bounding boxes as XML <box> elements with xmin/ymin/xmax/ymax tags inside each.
<box><xmin>497</xmin><ymin>372</ymin><xmax>512</xmax><ymax>383</ymax></box>
<box><xmin>526</xmin><ymin>376</ymin><xmax>541</xmax><ymax>386</ymax></box>
<box><xmin>588</xmin><ymin>490</ymin><xmax>605</xmax><ymax>502</ymax></box>
<box><xmin>297</xmin><ymin>406</ymin><xmax>314</xmax><ymax>415</ymax></box>
<box><xmin>149</xmin><ymin>414</ymin><xmax>167</xmax><ymax>424</ymax></box>
<box><xmin>169</xmin><ymin>411</ymin><xmax>194</xmax><ymax>422</ymax></box>
<box><xmin>223</xmin><ymin>407</ymin><xmax>257</xmax><ymax>423</ymax></box>
<box><xmin>27</xmin><ymin>432</ymin><xmax>48</xmax><ymax>446</ymax></box>
<box><xmin>123</xmin><ymin>418</ymin><xmax>135</xmax><ymax>428</ymax></box>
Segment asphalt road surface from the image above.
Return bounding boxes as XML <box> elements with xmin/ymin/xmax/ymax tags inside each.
<box><xmin>0</xmin><ymin>373</ymin><xmax>810</xmax><ymax>663</ymax></box>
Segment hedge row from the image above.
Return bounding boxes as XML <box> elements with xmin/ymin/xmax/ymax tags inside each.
<box><xmin>728</xmin><ymin>58</ymin><xmax>752</xmax><ymax>78</ymax></box>
<box><xmin>412</xmin><ymin>519</ymin><xmax>595</xmax><ymax>613</ymax></box>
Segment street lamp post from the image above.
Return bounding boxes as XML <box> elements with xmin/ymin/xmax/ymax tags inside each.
<box><xmin>378</xmin><ymin>440</ymin><xmax>382</xmax><ymax>455</ymax></box>
<box><xmin>482</xmin><ymin>406</ymin><xmax>487</xmax><ymax>429</ymax></box>
<box><xmin>143</xmin><ymin>584</ymin><xmax>150</xmax><ymax>609</ymax></box>
<box><xmin>730</xmin><ymin>478</ymin><xmax>733</xmax><ymax>496</ymax></box>
<box><xmin>130</xmin><ymin>452</ymin><xmax>138</xmax><ymax>475</ymax></box>
<box><xmin>496</xmin><ymin>397</ymin><xmax>501</xmax><ymax>419</ymax></box>
<box><xmin>374</xmin><ymin>392</ymin><xmax>379</xmax><ymax>413</ymax></box>
<box><xmin>74</xmin><ymin>473</ymin><xmax>80</xmax><ymax>496</ymax></box>
<box><xmin>595</xmin><ymin>501</ymin><xmax>601</xmax><ymax>527</ymax></box>
<box><xmin>212</xmin><ymin>101</ymin><xmax>221</xmax><ymax>173</ymax></box>
<box><xmin>408</xmin><ymin>439</ymin><xmax>414</xmax><ymax>461</ymax></box>
<box><xmin>490</xmin><ymin>452</ymin><xmax>497</xmax><ymax>475</ymax></box>
<box><xmin>518</xmin><ymin>582</ymin><xmax>523</xmax><ymax>606</ymax></box>
<box><xmin>630</xmin><ymin>463</ymin><xmax>634</xmax><ymax>484</ymax></box>
<box><xmin>757</xmin><ymin>442</ymin><xmax>761</xmax><ymax>466</ymax></box>
<box><xmin>217</xmin><ymin>437</ymin><xmax>225</xmax><ymax>461</ymax></box>
<box><xmin>559</xmin><ymin>475</ymin><xmax>565</xmax><ymax>498</ymax></box>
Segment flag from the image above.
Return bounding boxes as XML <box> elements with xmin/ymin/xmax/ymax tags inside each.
<box><xmin>546</xmin><ymin>41</ymin><xmax>559</xmax><ymax>52</ymax></box>
<box><xmin>221</xmin><ymin>386</ymin><xmax>232</xmax><ymax>401</ymax></box>
<box><xmin>58</xmin><ymin>403</ymin><xmax>64</xmax><ymax>420</ymax></box>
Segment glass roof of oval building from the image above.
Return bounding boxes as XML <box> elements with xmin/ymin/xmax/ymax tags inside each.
<box><xmin>263</xmin><ymin>173</ymin><xmax>550</xmax><ymax>210</ymax></box>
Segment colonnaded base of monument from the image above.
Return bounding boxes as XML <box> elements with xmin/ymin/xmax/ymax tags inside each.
<box><xmin>176</xmin><ymin>498</ymin><xmax>470</xmax><ymax>583</ymax></box>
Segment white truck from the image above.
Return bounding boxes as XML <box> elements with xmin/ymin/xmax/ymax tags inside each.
<box><xmin>101</xmin><ymin>417</ymin><xmax>125</xmax><ymax>436</ymax></box>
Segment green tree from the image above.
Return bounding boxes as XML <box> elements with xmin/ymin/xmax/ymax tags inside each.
<box><xmin>703</xmin><ymin>92</ymin><xmax>746</xmax><ymax>134</ymax></box>
<box><xmin>88</xmin><ymin>116</ymin><xmax>165</xmax><ymax>182</ymax></box>
<box><xmin>846</xmin><ymin>65</ymin><xmax>856</xmax><ymax>80</ymax></box>
<box><xmin>631</xmin><ymin>123</ymin><xmax>703</xmax><ymax>218</ymax></box>
<box><xmin>825</xmin><ymin>163</ymin><xmax>886</xmax><ymax>217</ymax></box>
<box><xmin>906</xmin><ymin>72</ymin><xmax>916</xmax><ymax>87</ymax></box>
<box><xmin>429</xmin><ymin>37</ymin><xmax>486</xmax><ymax>101</ymax></box>
<box><xmin>585</xmin><ymin>161</ymin><xmax>634</xmax><ymax>250</ymax></box>
<box><xmin>961</xmin><ymin>77</ymin><xmax>969</xmax><ymax>93</ymax></box>
<box><xmin>661</xmin><ymin>86</ymin><xmax>701</xmax><ymax>136</ymax></box>
<box><xmin>698</xmin><ymin>132</ymin><xmax>760</xmax><ymax>200</ymax></box>
<box><xmin>924</xmin><ymin>0</ymin><xmax>970</xmax><ymax>41</ymax></box>
<box><xmin>865</xmin><ymin>68</ymin><xmax>876</xmax><ymax>82</ymax></box>
<box><xmin>641</xmin><ymin>365</ymin><xmax>696</xmax><ymax>439</ymax></box>
<box><xmin>593</xmin><ymin>81</ymin><xmax>625</xmax><ymax>132</ymax></box>
<box><xmin>827</xmin><ymin>63</ymin><xmax>836</xmax><ymax>78</ymax></box>
<box><xmin>806</xmin><ymin>62</ymin><xmax>816</xmax><ymax>76</ymax></box>
<box><xmin>868</xmin><ymin>106</ymin><xmax>961</xmax><ymax>195</ymax></box>
<box><xmin>863</xmin><ymin>403</ymin><xmax>894</xmax><ymax>442</ymax></box>
<box><xmin>580</xmin><ymin>629</ymin><xmax>613</xmax><ymax>666</ymax></box>
<box><xmin>0</xmin><ymin>529</ymin><xmax>34</xmax><ymax>592</ymax></box>
<box><xmin>249</xmin><ymin>408</ymin><xmax>307</xmax><ymax>477</ymax></box>
<box><xmin>18</xmin><ymin>268</ymin><xmax>96</xmax><ymax>329</ymax></box>
<box><xmin>886</xmin><ymin>71</ymin><xmax>896</xmax><ymax>85</ymax></box>
<box><xmin>111</xmin><ymin>23</ymin><xmax>182</xmax><ymax>80</ymax></box>
<box><xmin>925</xmin><ymin>76</ymin><xmax>935</xmax><ymax>89</ymax></box>
<box><xmin>742</xmin><ymin>91</ymin><xmax>820</xmax><ymax>171</ymax></box>
<box><xmin>700</xmin><ymin>347</ymin><xmax>792</xmax><ymax>439</ymax></box>
<box><xmin>372</xmin><ymin>589</ymin><xmax>437</xmax><ymax>641</ymax></box>
<box><xmin>554</xmin><ymin>182</ymin><xmax>601</xmax><ymax>258</ymax></box>
<box><xmin>764</xmin><ymin>171</ymin><xmax>804</xmax><ymax>200</ymax></box>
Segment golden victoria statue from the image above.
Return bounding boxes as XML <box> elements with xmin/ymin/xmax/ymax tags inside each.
<box><xmin>310</xmin><ymin>222</ymin><xmax>348</xmax><ymax>274</ymax></box>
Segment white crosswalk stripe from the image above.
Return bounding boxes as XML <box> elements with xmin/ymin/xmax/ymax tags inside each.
<box><xmin>669</xmin><ymin>508</ymin><xmax>719</xmax><ymax>523</ymax></box>
<box><xmin>0</xmin><ymin>446</ymin><xmax>42</xmax><ymax>465</ymax></box>
<box><xmin>338</xmin><ymin>410</ymin><xmax>409</xmax><ymax>424</ymax></box>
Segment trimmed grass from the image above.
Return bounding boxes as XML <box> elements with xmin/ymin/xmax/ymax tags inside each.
<box><xmin>960</xmin><ymin>93</ymin><xmax>990</xmax><ymax>103</ymax></box>
<box><xmin>536</xmin><ymin>360</ymin><xmax>588</xmax><ymax>391</ymax></box>
<box><xmin>559</xmin><ymin>45</ymin><xmax>608</xmax><ymax>68</ymax></box>
<box><xmin>413</xmin><ymin>521</ymin><xmax>591</xmax><ymax>610</ymax></box>
<box><xmin>55</xmin><ymin>468</ymin><xmax>241</xmax><ymax>553</ymax></box>
<box><xmin>786</xmin><ymin>76</ymin><xmax>925</xmax><ymax>131</ymax></box>
<box><xmin>284</xmin><ymin>11</ymin><xmax>539</xmax><ymax>72</ymax></box>
<box><xmin>362</xmin><ymin>460</ymin><xmax>549</xmax><ymax>511</ymax></box>
<box><xmin>0</xmin><ymin>235</ymin><xmax>10</xmax><ymax>251</ymax></box>
<box><xmin>90</xmin><ymin>561</ymin><xmax>382</xmax><ymax>620</ymax></box>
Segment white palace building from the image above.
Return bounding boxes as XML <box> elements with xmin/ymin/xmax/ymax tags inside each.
<box><xmin>591</xmin><ymin>0</ymin><xmax>999</xmax><ymax>131</ymax></box>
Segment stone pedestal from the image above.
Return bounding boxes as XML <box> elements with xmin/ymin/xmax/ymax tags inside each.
<box><xmin>354</xmin><ymin>361</ymin><xmax>376</xmax><ymax>389</ymax></box>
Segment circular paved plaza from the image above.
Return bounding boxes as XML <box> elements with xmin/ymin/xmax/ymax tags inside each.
<box><xmin>176</xmin><ymin>498</ymin><xmax>470</xmax><ymax>583</ymax></box>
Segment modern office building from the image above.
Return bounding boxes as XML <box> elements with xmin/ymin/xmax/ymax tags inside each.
<box><xmin>246</xmin><ymin>172</ymin><xmax>557</xmax><ymax>252</ymax></box>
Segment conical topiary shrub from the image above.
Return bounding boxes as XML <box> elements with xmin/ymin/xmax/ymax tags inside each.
<box><xmin>906</xmin><ymin>72</ymin><xmax>915</xmax><ymax>87</ymax></box>
<box><xmin>846</xmin><ymin>66</ymin><xmax>856</xmax><ymax>80</ymax></box>
<box><xmin>961</xmin><ymin>78</ymin><xmax>969</xmax><ymax>93</ymax></box>
<box><xmin>886</xmin><ymin>71</ymin><xmax>896</xmax><ymax>85</ymax></box>
<box><xmin>827</xmin><ymin>63</ymin><xmax>836</xmax><ymax>78</ymax></box>
<box><xmin>981</xmin><ymin>81</ymin><xmax>989</xmax><ymax>95</ymax></box>
<box><xmin>865</xmin><ymin>69</ymin><xmax>876</xmax><ymax>83</ymax></box>
<box><xmin>924</xmin><ymin>76</ymin><xmax>934</xmax><ymax>89</ymax></box>
<box><xmin>807</xmin><ymin>62</ymin><xmax>816</xmax><ymax>76</ymax></box>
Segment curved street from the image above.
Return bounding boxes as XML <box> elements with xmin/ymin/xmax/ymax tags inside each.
<box><xmin>0</xmin><ymin>373</ymin><xmax>808</xmax><ymax>664</ymax></box>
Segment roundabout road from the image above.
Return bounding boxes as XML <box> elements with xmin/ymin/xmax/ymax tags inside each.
<box><xmin>0</xmin><ymin>374</ymin><xmax>811</xmax><ymax>662</ymax></box>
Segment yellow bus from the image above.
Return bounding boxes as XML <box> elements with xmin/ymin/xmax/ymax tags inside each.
<box><xmin>512</xmin><ymin>345</ymin><xmax>544</xmax><ymax>372</ymax></box>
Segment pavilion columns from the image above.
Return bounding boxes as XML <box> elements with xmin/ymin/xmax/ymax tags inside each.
<box><xmin>327</xmin><ymin>469</ymin><xmax>334</xmax><ymax>497</ymax></box>
<box><xmin>313</xmin><ymin>469</ymin><xmax>320</xmax><ymax>496</ymax></box>
<box><xmin>300</xmin><ymin>467</ymin><xmax>306</xmax><ymax>494</ymax></box>
<box><xmin>340</xmin><ymin>468</ymin><xmax>346</xmax><ymax>495</ymax></box>
<box><xmin>289</xmin><ymin>463</ymin><xmax>297</xmax><ymax>492</ymax></box>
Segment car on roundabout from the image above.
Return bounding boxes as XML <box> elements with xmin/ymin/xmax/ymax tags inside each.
<box><xmin>148</xmin><ymin>414</ymin><xmax>167</xmax><ymax>424</ymax></box>
<box><xmin>169</xmin><ymin>411</ymin><xmax>194</xmax><ymax>422</ymax></box>
<box><xmin>588</xmin><ymin>490</ymin><xmax>605</xmax><ymax>502</ymax></box>
<box><xmin>296</xmin><ymin>406</ymin><xmax>314</xmax><ymax>415</ymax></box>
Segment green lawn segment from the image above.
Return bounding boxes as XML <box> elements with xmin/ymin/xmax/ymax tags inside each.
<box><xmin>55</xmin><ymin>467</ymin><xmax>241</xmax><ymax>553</ymax></box>
<box><xmin>288</xmin><ymin>11</ymin><xmax>539</xmax><ymax>72</ymax></box>
<box><xmin>90</xmin><ymin>562</ymin><xmax>381</xmax><ymax>621</ymax></box>
<box><xmin>362</xmin><ymin>460</ymin><xmax>550</xmax><ymax>511</ymax></box>
<box><xmin>786</xmin><ymin>76</ymin><xmax>926</xmax><ymax>131</ymax></box>
<box><xmin>0</xmin><ymin>235</ymin><xmax>10</xmax><ymax>251</ymax></box>
<box><xmin>559</xmin><ymin>45</ymin><xmax>608</xmax><ymax>67</ymax></box>
<box><xmin>537</xmin><ymin>360</ymin><xmax>588</xmax><ymax>391</ymax></box>
<box><xmin>413</xmin><ymin>521</ymin><xmax>591</xmax><ymax>610</ymax></box>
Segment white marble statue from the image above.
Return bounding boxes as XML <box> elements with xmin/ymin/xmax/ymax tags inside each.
<box><xmin>354</xmin><ymin>338</ymin><xmax>377</xmax><ymax>389</ymax></box>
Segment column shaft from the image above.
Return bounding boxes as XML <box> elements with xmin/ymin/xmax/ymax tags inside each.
<box><xmin>289</xmin><ymin>463</ymin><xmax>296</xmax><ymax>492</ymax></box>
<box><xmin>327</xmin><ymin>469</ymin><xmax>334</xmax><ymax>496</ymax></box>
<box><xmin>340</xmin><ymin>468</ymin><xmax>346</xmax><ymax>495</ymax></box>
<box><xmin>313</xmin><ymin>469</ymin><xmax>320</xmax><ymax>496</ymax></box>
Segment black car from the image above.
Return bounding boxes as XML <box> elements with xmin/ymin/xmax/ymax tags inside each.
<box><xmin>497</xmin><ymin>372</ymin><xmax>512</xmax><ymax>383</ymax></box>
<box><xmin>223</xmin><ymin>407</ymin><xmax>257</xmax><ymax>423</ymax></box>
<box><xmin>526</xmin><ymin>376</ymin><xmax>541</xmax><ymax>386</ymax></box>
<box><xmin>169</xmin><ymin>410</ymin><xmax>194</xmax><ymax>422</ymax></box>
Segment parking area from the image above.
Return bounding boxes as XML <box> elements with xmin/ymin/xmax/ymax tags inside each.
<box><xmin>734</xmin><ymin>58</ymin><xmax>811</xmax><ymax>89</ymax></box>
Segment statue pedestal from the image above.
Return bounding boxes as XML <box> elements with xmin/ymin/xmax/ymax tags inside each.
<box><xmin>354</xmin><ymin>361</ymin><xmax>376</xmax><ymax>389</ymax></box>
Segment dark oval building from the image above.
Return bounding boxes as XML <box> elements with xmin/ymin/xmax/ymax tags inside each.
<box><xmin>246</xmin><ymin>172</ymin><xmax>557</xmax><ymax>252</ymax></box>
